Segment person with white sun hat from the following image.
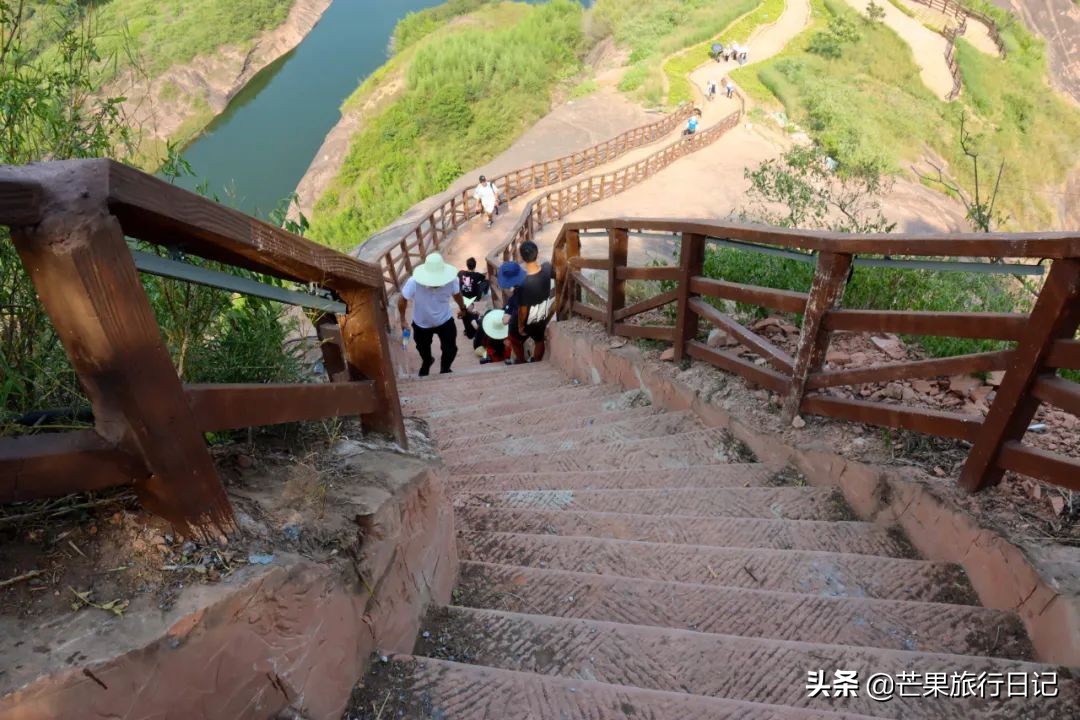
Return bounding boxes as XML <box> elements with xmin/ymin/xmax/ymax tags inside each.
<box><xmin>396</xmin><ymin>252</ymin><xmax>470</xmax><ymax>376</ymax></box>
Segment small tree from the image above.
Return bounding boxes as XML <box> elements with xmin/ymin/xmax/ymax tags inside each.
<box><xmin>742</xmin><ymin>145</ymin><xmax>896</xmax><ymax>234</ymax></box>
<box><xmin>808</xmin><ymin>15</ymin><xmax>861</xmax><ymax>58</ymax></box>
<box><xmin>866</xmin><ymin>1</ymin><xmax>886</xmax><ymax>23</ymax></box>
<box><xmin>916</xmin><ymin>111</ymin><xmax>1006</xmax><ymax>232</ymax></box>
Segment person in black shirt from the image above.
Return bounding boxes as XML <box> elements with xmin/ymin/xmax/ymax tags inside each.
<box><xmin>457</xmin><ymin>257</ymin><xmax>488</xmax><ymax>339</ymax></box>
<box><xmin>506</xmin><ymin>240</ymin><xmax>554</xmax><ymax>364</ymax></box>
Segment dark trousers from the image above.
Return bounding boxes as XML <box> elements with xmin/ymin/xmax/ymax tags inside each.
<box><xmin>413</xmin><ymin>318</ymin><xmax>457</xmax><ymax>376</ymax></box>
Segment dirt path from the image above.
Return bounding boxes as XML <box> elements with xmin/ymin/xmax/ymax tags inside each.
<box><xmin>841</xmin><ymin>0</ymin><xmax>954</xmax><ymax>99</ymax></box>
<box><xmin>896</xmin><ymin>0</ymin><xmax>999</xmax><ymax>56</ymax></box>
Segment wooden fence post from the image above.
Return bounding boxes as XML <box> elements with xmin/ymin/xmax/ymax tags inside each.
<box><xmin>959</xmin><ymin>258</ymin><xmax>1080</xmax><ymax>491</ymax></box>
<box><xmin>782</xmin><ymin>252</ymin><xmax>853</xmax><ymax>423</ymax></box>
<box><xmin>10</xmin><ymin>198</ymin><xmax>234</xmax><ymax>537</ymax></box>
<box><xmin>607</xmin><ymin>227</ymin><xmax>628</xmax><ymax>334</ymax></box>
<box><xmin>336</xmin><ymin>284</ymin><xmax>408</xmax><ymax>448</ymax></box>
<box><xmin>673</xmin><ymin>232</ymin><xmax>706</xmax><ymax>362</ymax></box>
<box><xmin>556</xmin><ymin>228</ymin><xmax>581</xmax><ymax>320</ymax></box>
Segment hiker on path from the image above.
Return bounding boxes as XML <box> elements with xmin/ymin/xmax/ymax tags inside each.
<box><xmin>684</xmin><ymin>108</ymin><xmax>701</xmax><ymax>136</ymax></box>
<box><xmin>725</xmin><ymin>78</ymin><xmax>735</xmax><ymax>98</ymax></box>
<box><xmin>707</xmin><ymin>79</ymin><xmax>717</xmax><ymax>101</ymax></box>
<box><xmin>472</xmin><ymin>175</ymin><xmax>500</xmax><ymax>228</ymax></box>
<box><xmin>457</xmin><ymin>257</ymin><xmax>488</xmax><ymax>339</ymax></box>
<box><xmin>739</xmin><ymin>46</ymin><xmax>749</xmax><ymax>66</ymax></box>
<box><xmin>475</xmin><ymin>308</ymin><xmax>511</xmax><ymax>365</ymax></box>
<box><xmin>501</xmin><ymin>241</ymin><xmax>555</xmax><ymax>364</ymax></box>
<box><xmin>397</xmin><ymin>253</ymin><xmax>469</xmax><ymax>377</ymax></box>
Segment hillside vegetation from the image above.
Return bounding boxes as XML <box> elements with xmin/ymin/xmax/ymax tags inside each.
<box><xmin>311</xmin><ymin>0</ymin><xmax>586</xmax><ymax>251</ymax></box>
<box><xmin>732</xmin><ymin>0</ymin><xmax>1080</xmax><ymax>230</ymax></box>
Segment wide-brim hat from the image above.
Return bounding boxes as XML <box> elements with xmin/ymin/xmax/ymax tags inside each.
<box><xmin>482</xmin><ymin>309</ymin><xmax>509</xmax><ymax>340</ymax></box>
<box><xmin>497</xmin><ymin>261</ymin><xmax>526</xmax><ymax>289</ymax></box>
<box><xmin>413</xmin><ymin>252</ymin><xmax>458</xmax><ymax>287</ymax></box>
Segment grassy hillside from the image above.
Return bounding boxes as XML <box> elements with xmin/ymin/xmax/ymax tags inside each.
<box><xmin>21</xmin><ymin>0</ymin><xmax>294</xmax><ymax>81</ymax></box>
<box><xmin>310</xmin><ymin>0</ymin><xmax>586</xmax><ymax>251</ymax></box>
<box><xmin>732</xmin><ymin>0</ymin><xmax>1080</xmax><ymax>230</ymax></box>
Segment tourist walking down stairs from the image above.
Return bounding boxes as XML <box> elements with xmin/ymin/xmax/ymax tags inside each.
<box><xmin>500</xmin><ymin>241</ymin><xmax>555</xmax><ymax>365</ymax></box>
<box><xmin>473</xmin><ymin>175</ymin><xmax>501</xmax><ymax>228</ymax></box>
<box><xmin>397</xmin><ymin>253</ymin><xmax>469</xmax><ymax>377</ymax></box>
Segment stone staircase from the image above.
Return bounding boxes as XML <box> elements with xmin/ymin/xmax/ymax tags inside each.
<box><xmin>350</xmin><ymin>363</ymin><xmax>1077</xmax><ymax>719</ymax></box>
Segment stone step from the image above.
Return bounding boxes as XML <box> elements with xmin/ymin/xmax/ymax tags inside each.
<box><xmin>421</xmin><ymin>384</ymin><xmax>618</xmax><ymax>423</ymax></box>
<box><xmin>415</xmin><ymin>607</ymin><xmax>1077</xmax><ymax>719</ymax></box>
<box><xmin>458</xmin><ymin>532</ymin><xmax>977</xmax><ymax>604</ymax></box>
<box><xmin>437</xmin><ymin>405</ymin><xmax>662</xmax><ymax>451</ymax></box>
<box><xmin>401</xmin><ymin>366</ymin><xmax>565</xmax><ymax>396</ymax></box>
<box><xmin>455</xmin><ymin>562</ymin><xmax>1034</xmax><ymax>659</ymax></box>
<box><xmin>447</xmin><ymin>428</ymin><xmax>748</xmax><ymax>474</ymax></box>
<box><xmin>454</xmin><ymin>486</ymin><xmax>848</xmax><ymax>521</ymax></box>
<box><xmin>454</xmin><ymin>506</ymin><xmax>915</xmax><ymax>556</ymax></box>
<box><xmin>362</xmin><ymin>655</ymin><xmax>875</xmax><ymax>719</ymax></box>
<box><xmin>446</xmin><ymin>464</ymin><xmax>780</xmax><ymax>493</ymax></box>
<box><xmin>401</xmin><ymin>373</ymin><xmax>577</xmax><ymax>412</ymax></box>
<box><xmin>439</xmin><ymin>411</ymin><xmax>704</xmax><ymax>464</ymax></box>
<box><xmin>431</xmin><ymin>392</ymin><xmax>650</xmax><ymax>441</ymax></box>
<box><xmin>399</xmin><ymin>360</ymin><xmax>558</xmax><ymax>387</ymax></box>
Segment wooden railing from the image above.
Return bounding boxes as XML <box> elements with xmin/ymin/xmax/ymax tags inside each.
<box><xmin>0</xmin><ymin>159</ymin><xmax>405</xmax><ymax>536</ymax></box>
<box><xmin>551</xmin><ymin>218</ymin><xmax>1080</xmax><ymax>493</ymax></box>
<box><xmin>485</xmin><ymin>107</ymin><xmax>742</xmax><ymax>304</ymax></box>
<box><xmin>374</xmin><ymin>105</ymin><xmax>695</xmax><ymax>294</ymax></box>
<box><xmin>910</xmin><ymin>0</ymin><xmax>1006</xmax><ymax>57</ymax></box>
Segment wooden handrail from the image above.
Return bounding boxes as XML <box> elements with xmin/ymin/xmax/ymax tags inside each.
<box><xmin>551</xmin><ymin>218</ymin><xmax>1080</xmax><ymax>495</ymax></box>
<box><xmin>0</xmin><ymin>159</ymin><xmax>405</xmax><ymax>535</ymax></box>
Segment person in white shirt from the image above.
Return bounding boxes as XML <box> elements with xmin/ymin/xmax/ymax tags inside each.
<box><xmin>396</xmin><ymin>253</ymin><xmax>469</xmax><ymax>376</ymax></box>
<box><xmin>472</xmin><ymin>175</ymin><xmax>500</xmax><ymax>228</ymax></box>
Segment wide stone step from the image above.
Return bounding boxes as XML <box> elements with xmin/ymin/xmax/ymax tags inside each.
<box><xmin>401</xmin><ymin>373</ymin><xmax>577</xmax><ymax>412</ymax></box>
<box><xmin>362</xmin><ymin>655</ymin><xmax>873</xmax><ymax>719</ymax></box>
<box><xmin>454</xmin><ymin>506</ymin><xmax>915</xmax><ymax>555</ymax></box>
<box><xmin>458</xmin><ymin>532</ymin><xmax>977</xmax><ymax>604</ymax></box>
<box><xmin>455</xmin><ymin>562</ymin><xmax>1033</xmax><ymax>659</ymax></box>
<box><xmin>399</xmin><ymin>360</ymin><xmax>557</xmax><ymax>387</ymax></box>
<box><xmin>455</xmin><ymin>486</ymin><xmax>848</xmax><ymax>520</ymax></box>
<box><xmin>437</xmin><ymin>405</ymin><xmax>662</xmax><ymax>451</ymax></box>
<box><xmin>431</xmin><ymin>391</ymin><xmax>652</xmax><ymax>441</ymax></box>
<box><xmin>440</xmin><ymin>411</ymin><xmax>703</xmax><ymax>463</ymax></box>
<box><xmin>446</xmin><ymin>464</ymin><xmax>779</xmax><ymax>493</ymax></box>
<box><xmin>422</xmin><ymin>384</ymin><xmax>618</xmax><ymax>422</ymax></box>
<box><xmin>415</xmin><ymin>607</ymin><xmax>1077</xmax><ymax>719</ymax></box>
<box><xmin>447</xmin><ymin>428</ymin><xmax>747</xmax><ymax>474</ymax></box>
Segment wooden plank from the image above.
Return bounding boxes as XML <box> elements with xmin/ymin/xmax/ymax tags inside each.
<box><xmin>337</xmin><ymin>285</ymin><xmax>408</xmax><ymax>447</ymax></box>
<box><xmin>11</xmin><ymin>200</ymin><xmax>234</xmax><ymax>536</ymax></box>
<box><xmin>1046</xmin><ymin>339</ymin><xmax>1080</xmax><ymax>369</ymax></box>
<box><xmin>315</xmin><ymin>313</ymin><xmax>350</xmax><ymax>382</ymax></box>
<box><xmin>568</xmin><ymin>256</ymin><xmax>610</xmax><ymax>270</ymax></box>
<box><xmin>616</xmin><ymin>265</ymin><xmax>683</xmax><ymax>281</ymax></box>
<box><xmin>960</xmin><ymin>258</ymin><xmax>1080</xmax><ymax>491</ymax></box>
<box><xmin>823</xmin><ymin>309</ymin><xmax>1027</xmax><ymax>340</ymax></box>
<box><xmin>784</xmin><ymin>253</ymin><xmax>853</xmax><ymax>422</ymax></box>
<box><xmin>1030</xmin><ymin>376</ymin><xmax>1080</xmax><ymax>418</ymax></box>
<box><xmin>800</xmin><ymin>395</ymin><xmax>982</xmax><ymax>441</ymax></box>
<box><xmin>673</xmin><ymin>233</ymin><xmax>705</xmax><ymax>362</ymax></box>
<box><xmin>997</xmin><ymin>441</ymin><xmax>1080</xmax><ymax>491</ymax></box>
<box><xmin>807</xmin><ymin>350</ymin><xmax>1015</xmax><ymax>390</ymax></box>
<box><xmin>686</xmin><ymin>341</ymin><xmax>789</xmax><ymax>394</ymax></box>
<box><xmin>101</xmin><ymin>160</ymin><xmax>384</xmax><ymax>289</ymax></box>
<box><xmin>0</xmin><ymin>178</ymin><xmax>42</xmax><ymax>226</ymax></box>
<box><xmin>572</xmin><ymin>301</ymin><xmax>605</xmax><ymax>322</ymax></box>
<box><xmin>186</xmin><ymin>382</ymin><xmax>379</xmax><ymax>432</ymax></box>
<box><xmin>570</xmin><ymin>270</ymin><xmax>608</xmax><ymax>305</ymax></box>
<box><xmin>688</xmin><ymin>297</ymin><xmax>794</xmax><ymax>374</ymax></box>
<box><xmin>689</xmin><ymin>276</ymin><xmax>809</xmax><ymax>314</ymax></box>
<box><xmin>0</xmin><ymin>432</ymin><xmax>145</xmax><ymax>504</ymax></box>
<box><xmin>613</xmin><ymin>289</ymin><xmax>680</xmax><ymax>322</ymax></box>
<box><xmin>613</xmin><ymin>323</ymin><xmax>676</xmax><ymax>341</ymax></box>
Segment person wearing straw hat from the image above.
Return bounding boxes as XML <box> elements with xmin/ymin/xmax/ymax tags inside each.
<box><xmin>397</xmin><ymin>252</ymin><xmax>469</xmax><ymax>376</ymax></box>
<box><xmin>475</xmin><ymin>308</ymin><xmax>511</xmax><ymax>364</ymax></box>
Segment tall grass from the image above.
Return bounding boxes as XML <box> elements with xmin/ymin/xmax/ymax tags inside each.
<box><xmin>732</xmin><ymin>0</ymin><xmax>1080</xmax><ymax>229</ymax></box>
<box><xmin>311</xmin><ymin>0</ymin><xmax>585</xmax><ymax>251</ymax></box>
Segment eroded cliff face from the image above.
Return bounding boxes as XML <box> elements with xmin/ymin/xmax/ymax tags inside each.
<box><xmin>110</xmin><ymin>0</ymin><xmax>331</xmax><ymax>162</ymax></box>
<box><xmin>993</xmin><ymin>0</ymin><xmax>1080</xmax><ymax>105</ymax></box>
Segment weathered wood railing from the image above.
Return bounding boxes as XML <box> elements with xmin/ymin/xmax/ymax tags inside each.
<box><xmin>375</xmin><ymin>105</ymin><xmax>695</xmax><ymax>293</ymax></box>
<box><xmin>485</xmin><ymin>108</ymin><xmax>742</xmax><ymax>305</ymax></box>
<box><xmin>551</xmin><ymin>218</ymin><xmax>1080</xmax><ymax>492</ymax></box>
<box><xmin>909</xmin><ymin>0</ymin><xmax>1006</xmax><ymax>57</ymax></box>
<box><xmin>0</xmin><ymin>159</ymin><xmax>405</xmax><ymax>535</ymax></box>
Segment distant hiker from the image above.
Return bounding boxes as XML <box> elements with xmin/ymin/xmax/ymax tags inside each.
<box><xmin>473</xmin><ymin>175</ymin><xmax>500</xmax><ymax>228</ymax></box>
<box><xmin>504</xmin><ymin>241</ymin><xmax>555</xmax><ymax>365</ymax></box>
<box><xmin>710</xmin><ymin>43</ymin><xmax>723</xmax><ymax>62</ymax></box>
<box><xmin>739</xmin><ymin>46</ymin><xmax>749</xmax><ymax>66</ymax></box>
<box><xmin>707</xmin><ymin>79</ymin><xmax>717</xmax><ymax>101</ymax></box>
<box><xmin>725</xmin><ymin>78</ymin><xmax>735</xmax><ymax>98</ymax></box>
<box><xmin>397</xmin><ymin>253</ymin><xmax>469</xmax><ymax>377</ymax></box>
<box><xmin>684</xmin><ymin>109</ymin><xmax>701</xmax><ymax>136</ymax></box>
<box><xmin>475</xmin><ymin>308</ymin><xmax>511</xmax><ymax>365</ymax></box>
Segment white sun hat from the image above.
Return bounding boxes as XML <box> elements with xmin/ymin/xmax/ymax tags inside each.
<box><xmin>412</xmin><ymin>252</ymin><xmax>458</xmax><ymax>288</ymax></box>
<box><xmin>482</xmin><ymin>309</ymin><xmax>509</xmax><ymax>340</ymax></box>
